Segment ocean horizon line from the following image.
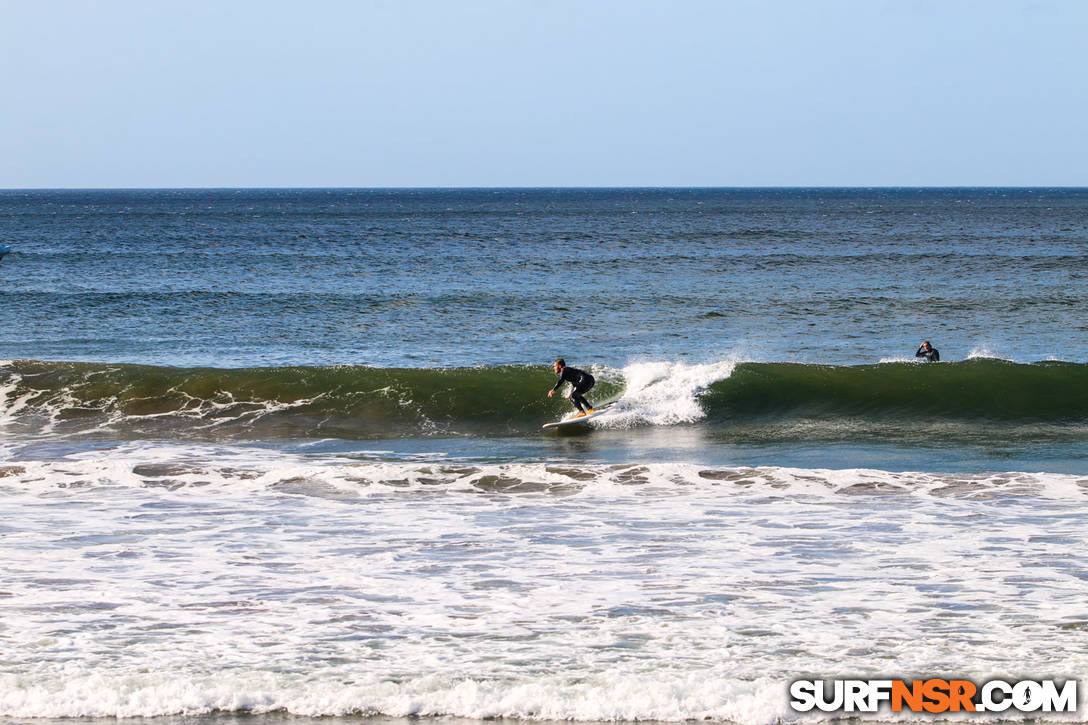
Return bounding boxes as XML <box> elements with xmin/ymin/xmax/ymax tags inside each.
<box><xmin>3</xmin><ymin>184</ymin><xmax>1088</xmax><ymax>192</ymax></box>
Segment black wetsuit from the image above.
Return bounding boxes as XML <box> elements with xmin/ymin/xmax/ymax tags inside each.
<box><xmin>552</xmin><ymin>366</ymin><xmax>595</xmax><ymax>412</ymax></box>
<box><xmin>915</xmin><ymin>345</ymin><xmax>940</xmax><ymax>362</ymax></box>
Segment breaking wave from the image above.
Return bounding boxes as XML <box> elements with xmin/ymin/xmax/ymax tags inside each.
<box><xmin>2</xmin><ymin>358</ymin><xmax>1085</xmax><ymax>440</ymax></box>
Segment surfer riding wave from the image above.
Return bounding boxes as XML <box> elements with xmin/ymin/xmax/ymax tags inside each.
<box><xmin>547</xmin><ymin>358</ymin><xmax>595</xmax><ymax>416</ymax></box>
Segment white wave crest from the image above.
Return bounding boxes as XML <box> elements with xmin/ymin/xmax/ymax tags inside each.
<box><xmin>596</xmin><ymin>360</ymin><xmax>737</xmax><ymax>428</ymax></box>
<box><xmin>967</xmin><ymin>347</ymin><xmax>1012</xmax><ymax>361</ymax></box>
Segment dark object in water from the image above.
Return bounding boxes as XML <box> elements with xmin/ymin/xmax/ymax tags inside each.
<box><xmin>0</xmin><ymin>245</ymin><xmax>10</xmax><ymax>260</ymax></box>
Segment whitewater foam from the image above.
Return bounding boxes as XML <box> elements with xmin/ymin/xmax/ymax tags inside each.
<box><xmin>0</xmin><ymin>367</ymin><xmax>37</xmax><ymax>427</ymax></box>
<box><xmin>596</xmin><ymin>360</ymin><xmax>737</xmax><ymax>428</ymax></box>
<box><xmin>2</xmin><ymin>441</ymin><xmax>1087</xmax><ymax>721</ymax></box>
<box><xmin>967</xmin><ymin>348</ymin><xmax>1011</xmax><ymax>361</ymax></box>
<box><xmin>1</xmin><ymin>441</ymin><xmax>1086</xmax><ymax>500</ymax></box>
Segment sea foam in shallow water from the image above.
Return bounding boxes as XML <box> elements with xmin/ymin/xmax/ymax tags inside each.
<box><xmin>1</xmin><ymin>443</ymin><xmax>1087</xmax><ymax>721</ymax></box>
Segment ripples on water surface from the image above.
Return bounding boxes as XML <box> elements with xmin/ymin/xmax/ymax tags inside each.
<box><xmin>1</xmin><ymin>189</ymin><xmax>1086</xmax><ymax>722</ymax></box>
<box><xmin>1</xmin><ymin>188</ymin><xmax>1086</xmax><ymax>366</ymax></box>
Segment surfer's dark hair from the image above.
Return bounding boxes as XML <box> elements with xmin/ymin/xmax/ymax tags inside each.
<box><xmin>554</xmin><ymin>358</ymin><xmax>565</xmax><ymax>368</ymax></box>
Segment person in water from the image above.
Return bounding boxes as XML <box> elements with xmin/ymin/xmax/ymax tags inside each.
<box><xmin>915</xmin><ymin>341</ymin><xmax>940</xmax><ymax>362</ymax></box>
<box><xmin>547</xmin><ymin>358</ymin><xmax>596</xmax><ymax>416</ymax></box>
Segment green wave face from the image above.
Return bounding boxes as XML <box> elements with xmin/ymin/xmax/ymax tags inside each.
<box><xmin>2</xmin><ymin>359</ymin><xmax>1086</xmax><ymax>441</ymax></box>
<box><xmin>707</xmin><ymin>360</ymin><xmax>1088</xmax><ymax>423</ymax></box>
<box><xmin>0</xmin><ymin>361</ymin><xmax>619</xmax><ymax>439</ymax></box>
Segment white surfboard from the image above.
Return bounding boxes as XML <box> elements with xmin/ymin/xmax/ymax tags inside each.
<box><xmin>542</xmin><ymin>403</ymin><xmax>615</xmax><ymax>429</ymax></box>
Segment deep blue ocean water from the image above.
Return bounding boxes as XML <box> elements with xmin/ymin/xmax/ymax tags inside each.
<box><xmin>2</xmin><ymin>187</ymin><xmax>1086</xmax><ymax>367</ymax></box>
<box><xmin>1</xmin><ymin>189</ymin><xmax>1086</xmax><ymax>722</ymax></box>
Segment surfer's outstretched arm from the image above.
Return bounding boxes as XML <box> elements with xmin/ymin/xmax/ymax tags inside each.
<box><xmin>548</xmin><ymin>358</ymin><xmax>569</xmax><ymax>397</ymax></box>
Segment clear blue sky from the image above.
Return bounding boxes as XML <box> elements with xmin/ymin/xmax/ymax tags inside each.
<box><xmin>2</xmin><ymin>0</ymin><xmax>1085</xmax><ymax>187</ymax></box>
